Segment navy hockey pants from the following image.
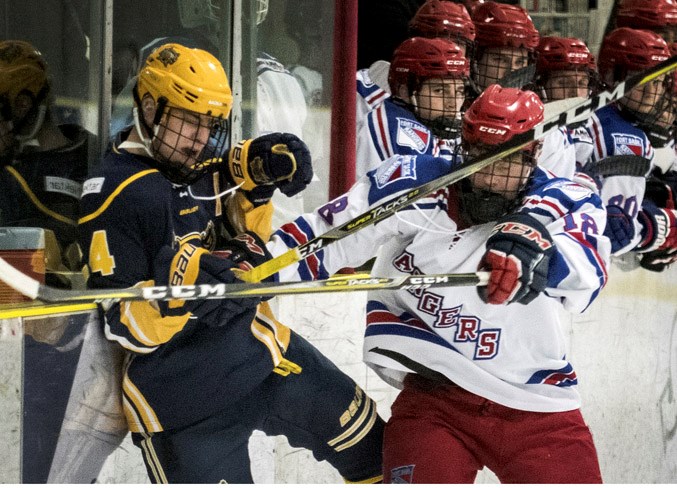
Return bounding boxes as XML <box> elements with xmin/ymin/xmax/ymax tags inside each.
<box><xmin>131</xmin><ymin>331</ymin><xmax>384</xmax><ymax>483</ymax></box>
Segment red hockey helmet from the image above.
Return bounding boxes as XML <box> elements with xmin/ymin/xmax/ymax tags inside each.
<box><xmin>408</xmin><ymin>0</ymin><xmax>476</xmax><ymax>45</ymax></box>
<box><xmin>536</xmin><ymin>36</ymin><xmax>595</xmax><ymax>74</ymax></box>
<box><xmin>461</xmin><ymin>0</ymin><xmax>486</xmax><ymax>15</ymax></box>
<box><xmin>616</xmin><ymin>0</ymin><xmax>677</xmax><ymax>30</ymax></box>
<box><xmin>462</xmin><ymin>84</ymin><xmax>543</xmax><ymax>146</ymax></box>
<box><xmin>471</xmin><ymin>1</ymin><xmax>539</xmax><ymax>51</ymax></box>
<box><xmin>388</xmin><ymin>36</ymin><xmax>470</xmax><ymax>94</ymax></box>
<box><xmin>598</xmin><ymin>28</ymin><xmax>670</xmax><ymax>85</ymax></box>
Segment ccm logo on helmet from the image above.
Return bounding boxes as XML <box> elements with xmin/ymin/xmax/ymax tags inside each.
<box><xmin>479</xmin><ymin>126</ymin><xmax>507</xmax><ymax>135</ymax></box>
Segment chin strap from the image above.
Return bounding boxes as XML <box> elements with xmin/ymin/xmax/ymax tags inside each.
<box><xmin>188</xmin><ymin>181</ymin><xmax>242</xmax><ymax>201</ymax></box>
<box><xmin>15</xmin><ymin>104</ymin><xmax>46</xmax><ymax>150</ymax></box>
<box><xmin>125</xmin><ymin>106</ymin><xmax>156</xmax><ymax>158</ymax></box>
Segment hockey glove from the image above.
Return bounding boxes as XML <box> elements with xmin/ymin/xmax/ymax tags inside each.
<box><xmin>478</xmin><ymin>213</ymin><xmax>555</xmax><ymax>305</ymax></box>
<box><xmin>227</xmin><ymin>132</ymin><xmax>313</xmax><ymax>199</ymax></box>
<box><xmin>155</xmin><ymin>243</ymin><xmax>261</xmax><ymax>325</ymax></box>
<box><xmin>214</xmin><ymin>231</ymin><xmax>273</xmax><ymax>272</ymax></box>
<box><xmin>635</xmin><ymin>201</ymin><xmax>677</xmax><ymax>272</ymax></box>
<box><xmin>603</xmin><ymin>204</ymin><xmax>635</xmax><ymax>254</ymax></box>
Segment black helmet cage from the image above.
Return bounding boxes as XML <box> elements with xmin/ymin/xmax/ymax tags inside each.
<box><xmin>616</xmin><ymin>72</ymin><xmax>675</xmax><ymax>128</ymax></box>
<box><xmin>472</xmin><ymin>46</ymin><xmax>538</xmax><ymax>92</ymax></box>
<box><xmin>456</xmin><ymin>142</ymin><xmax>541</xmax><ymax>225</ymax></box>
<box><xmin>150</xmin><ymin>102</ymin><xmax>230</xmax><ymax>186</ymax></box>
<box><xmin>394</xmin><ymin>72</ymin><xmax>470</xmax><ymax>140</ymax></box>
<box><xmin>535</xmin><ymin>66</ymin><xmax>601</xmax><ymax>102</ymax></box>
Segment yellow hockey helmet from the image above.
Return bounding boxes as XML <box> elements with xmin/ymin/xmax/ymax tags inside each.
<box><xmin>0</xmin><ymin>40</ymin><xmax>50</xmax><ymax>118</ymax></box>
<box><xmin>136</xmin><ymin>43</ymin><xmax>233</xmax><ymax>119</ymax></box>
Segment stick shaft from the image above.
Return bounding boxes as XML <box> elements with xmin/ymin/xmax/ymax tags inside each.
<box><xmin>0</xmin><ymin>256</ymin><xmax>489</xmax><ymax>305</ymax></box>
<box><xmin>238</xmin><ymin>55</ymin><xmax>677</xmax><ymax>283</ymax></box>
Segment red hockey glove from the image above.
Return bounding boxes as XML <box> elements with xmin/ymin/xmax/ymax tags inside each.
<box><xmin>478</xmin><ymin>213</ymin><xmax>555</xmax><ymax>305</ymax></box>
<box><xmin>227</xmin><ymin>132</ymin><xmax>313</xmax><ymax>201</ymax></box>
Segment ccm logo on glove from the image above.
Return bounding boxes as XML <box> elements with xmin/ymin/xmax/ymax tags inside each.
<box><xmin>479</xmin><ymin>214</ymin><xmax>555</xmax><ymax>306</ymax></box>
<box><xmin>489</xmin><ymin>221</ymin><xmax>553</xmax><ymax>251</ymax></box>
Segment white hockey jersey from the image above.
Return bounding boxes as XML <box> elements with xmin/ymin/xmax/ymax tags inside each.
<box><xmin>539</xmin><ymin>128</ymin><xmax>577</xmax><ymax>179</ymax></box>
<box><xmin>356</xmin><ymin>98</ymin><xmax>459</xmax><ymax>177</ymax></box>
<box><xmin>255</xmin><ymin>52</ymin><xmax>308</xmax><ymax>228</ymax></box>
<box><xmin>356</xmin><ymin>64</ymin><xmax>391</xmax><ymax>138</ymax></box>
<box><xmin>268</xmin><ymin>154</ymin><xmax>611</xmax><ymax>413</ymax></box>
<box><xmin>581</xmin><ymin>104</ymin><xmax>655</xmax><ymax>254</ymax></box>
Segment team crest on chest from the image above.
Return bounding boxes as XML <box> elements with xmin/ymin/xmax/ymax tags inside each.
<box><xmin>611</xmin><ymin>133</ymin><xmax>644</xmax><ymax>156</ymax></box>
<box><xmin>396</xmin><ymin>118</ymin><xmax>430</xmax><ymax>153</ymax></box>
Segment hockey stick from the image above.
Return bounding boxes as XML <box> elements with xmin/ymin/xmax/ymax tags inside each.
<box><xmin>583</xmin><ymin>155</ymin><xmax>651</xmax><ymax>178</ymax></box>
<box><xmin>238</xmin><ymin>55</ymin><xmax>677</xmax><ymax>283</ymax></box>
<box><xmin>0</xmin><ymin>255</ymin><xmax>489</xmax><ymax>305</ymax></box>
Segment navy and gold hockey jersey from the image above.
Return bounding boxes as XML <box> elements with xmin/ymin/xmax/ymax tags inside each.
<box><xmin>0</xmin><ymin>124</ymin><xmax>92</xmax><ymax>255</ymax></box>
<box><xmin>78</xmin><ymin>140</ymin><xmax>295</xmax><ymax>433</ymax></box>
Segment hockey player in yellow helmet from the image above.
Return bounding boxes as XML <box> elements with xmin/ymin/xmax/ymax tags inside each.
<box><xmin>0</xmin><ymin>40</ymin><xmax>94</xmax><ymax>269</ymax></box>
<box><xmin>128</xmin><ymin>43</ymin><xmax>232</xmax><ymax>185</ymax></box>
<box><xmin>0</xmin><ymin>40</ymin><xmax>51</xmax><ymax>159</ymax></box>
<box><xmin>78</xmin><ymin>42</ymin><xmax>384</xmax><ymax>483</ymax></box>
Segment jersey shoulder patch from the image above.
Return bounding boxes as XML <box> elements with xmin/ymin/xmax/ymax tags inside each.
<box><xmin>373</xmin><ymin>155</ymin><xmax>418</xmax><ymax>189</ymax></box>
<box><xmin>395</xmin><ymin>118</ymin><xmax>431</xmax><ymax>153</ymax></box>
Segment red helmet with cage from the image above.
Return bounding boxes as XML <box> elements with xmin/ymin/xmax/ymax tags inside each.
<box><xmin>471</xmin><ymin>1</ymin><xmax>539</xmax><ymax>51</ymax></box>
<box><xmin>616</xmin><ymin>0</ymin><xmax>677</xmax><ymax>30</ymax></box>
<box><xmin>463</xmin><ymin>84</ymin><xmax>543</xmax><ymax>146</ymax></box>
<box><xmin>460</xmin><ymin>84</ymin><xmax>544</xmax><ymax>224</ymax></box>
<box><xmin>388</xmin><ymin>36</ymin><xmax>470</xmax><ymax>94</ymax></box>
<box><xmin>408</xmin><ymin>0</ymin><xmax>476</xmax><ymax>45</ymax></box>
<box><xmin>598</xmin><ymin>28</ymin><xmax>670</xmax><ymax>85</ymax></box>
<box><xmin>536</xmin><ymin>36</ymin><xmax>595</xmax><ymax>74</ymax></box>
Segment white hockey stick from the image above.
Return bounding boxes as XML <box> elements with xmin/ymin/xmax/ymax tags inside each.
<box><xmin>238</xmin><ymin>55</ymin><xmax>677</xmax><ymax>283</ymax></box>
<box><xmin>0</xmin><ymin>256</ymin><xmax>489</xmax><ymax>305</ymax></box>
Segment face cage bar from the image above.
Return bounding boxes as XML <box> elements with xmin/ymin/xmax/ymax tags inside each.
<box><xmin>150</xmin><ymin>106</ymin><xmax>229</xmax><ymax>186</ymax></box>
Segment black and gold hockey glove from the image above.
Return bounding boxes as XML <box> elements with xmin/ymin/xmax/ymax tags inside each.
<box><xmin>227</xmin><ymin>132</ymin><xmax>313</xmax><ymax>206</ymax></box>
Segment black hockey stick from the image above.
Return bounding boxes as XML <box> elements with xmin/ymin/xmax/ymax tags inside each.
<box><xmin>238</xmin><ymin>55</ymin><xmax>677</xmax><ymax>283</ymax></box>
<box><xmin>0</xmin><ymin>256</ymin><xmax>489</xmax><ymax>305</ymax></box>
<box><xmin>583</xmin><ymin>155</ymin><xmax>652</xmax><ymax>178</ymax></box>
